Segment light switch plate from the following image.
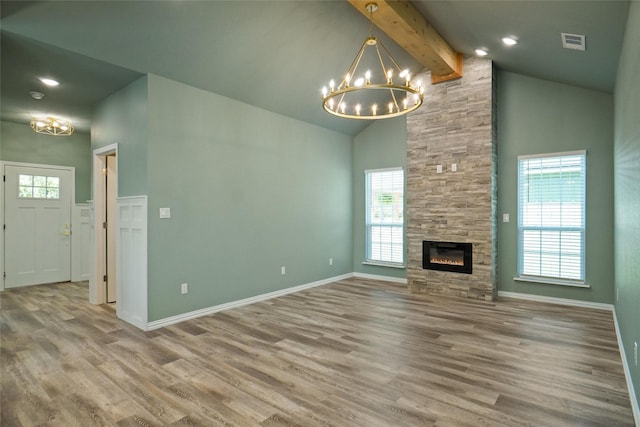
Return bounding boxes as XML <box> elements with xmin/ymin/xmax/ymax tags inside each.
<box><xmin>159</xmin><ymin>208</ymin><xmax>171</xmax><ymax>219</ymax></box>
<box><xmin>451</xmin><ymin>163</ymin><xmax>457</xmax><ymax>172</ymax></box>
<box><xmin>436</xmin><ymin>165</ymin><xmax>443</xmax><ymax>174</ymax></box>
<box><xmin>503</xmin><ymin>213</ymin><xmax>510</xmax><ymax>223</ymax></box>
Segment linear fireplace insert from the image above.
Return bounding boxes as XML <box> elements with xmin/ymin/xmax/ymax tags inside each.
<box><xmin>422</xmin><ymin>241</ymin><xmax>472</xmax><ymax>274</ymax></box>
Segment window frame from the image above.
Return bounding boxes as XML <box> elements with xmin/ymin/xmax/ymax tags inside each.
<box><xmin>364</xmin><ymin>167</ymin><xmax>405</xmax><ymax>267</ymax></box>
<box><xmin>516</xmin><ymin>150</ymin><xmax>586</xmax><ymax>286</ymax></box>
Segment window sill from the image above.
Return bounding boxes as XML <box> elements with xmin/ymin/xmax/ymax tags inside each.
<box><xmin>362</xmin><ymin>261</ymin><xmax>405</xmax><ymax>269</ymax></box>
<box><xmin>514</xmin><ymin>276</ymin><xmax>589</xmax><ymax>288</ymax></box>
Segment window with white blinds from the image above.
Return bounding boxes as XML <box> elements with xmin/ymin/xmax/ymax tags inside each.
<box><xmin>517</xmin><ymin>151</ymin><xmax>586</xmax><ymax>282</ymax></box>
<box><xmin>365</xmin><ymin>168</ymin><xmax>404</xmax><ymax>265</ymax></box>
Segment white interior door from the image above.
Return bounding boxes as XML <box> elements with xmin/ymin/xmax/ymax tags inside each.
<box><xmin>4</xmin><ymin>164</ymin><xmax>72</xmax><ymax>288</ymax></box>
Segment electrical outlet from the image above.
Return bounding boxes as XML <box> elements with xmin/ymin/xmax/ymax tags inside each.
<box><xmin>180</xmin><ymin>283</ymin><xmax>188</xmax><ymax>294</ymax></box>
<box><xmin>635</xmin><ymin>342</ymin><xmax>638</xmax><ymax>366</ymax></box>
<box><xmin>503</xmin><ymin>213</ymin><xmax>510</xmax><ymax>223</ymax></box>
<box><xmin>451</xmin><ymin>163</ymin><xmax>457</xmax><ymax>172</ymax></box>
<box><xmin>436</xmin><ymin>164</ymin><xmax>443</xmax><ymax>174</ymax></box>
<box><xmin>329</xmin><ymin>258</ymin><xmax>333</xmax><ymax>266</ymax></box>
<box><xmin>281</xmin><ymin>266</ymin><xmax>286</xmax><ymax>275</ymax></box>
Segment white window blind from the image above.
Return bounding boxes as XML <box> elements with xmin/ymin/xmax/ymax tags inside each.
<box><xmin>365</xmin><ymin>168</ymin><xmax>404</xmax><ymax>265</ymax></box>
<box><xmin>517</xmin><ymin>152</ymin><xmax>586</xmax><ymax>282</ymax></box>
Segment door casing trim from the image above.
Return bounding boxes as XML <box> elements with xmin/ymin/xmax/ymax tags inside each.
<box><xmin>90</xmin><ymin>144</ymin><xmax>118</xmax><ymax>305</ymax></box>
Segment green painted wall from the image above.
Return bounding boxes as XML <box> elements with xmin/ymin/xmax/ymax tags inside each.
<box><xmin>1</xmin><ymin>120</ymin><xmax>91</xmax><ymax>202</ymax></box>
<box><xmin>352</xmin><ymin>117</ymin><xmax>407</xmax><ymax>279</ymax></box>
<box><xmin>614</xmin><ymin>0</ymin><xmax>640</xmax><ymax>409</ymax></box>
<box><xmin>145</xmin><ymin>74</ymin><xmax>353</xmax><ymax>321</ymax></box>
<box><xmin>497</xmin><ymin>71</ymin><xmax>615</xmax><ymax>304</ymax></box>
<box><xmin>91</xmin><ymin>76</ymin><xmax>149</xmax><ymax>197</ymax></box>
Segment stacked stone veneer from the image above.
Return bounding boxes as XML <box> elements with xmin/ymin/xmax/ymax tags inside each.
<box><xmin>406</xmin><ymin>57</ymin><xmax>497</xmax><ymax>301</ymax></box>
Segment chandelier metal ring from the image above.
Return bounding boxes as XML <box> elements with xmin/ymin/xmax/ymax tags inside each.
<box><xmin>322</xmin><ymin>83</ymin><xmax>423</xmax><ymax>120</ymax></box>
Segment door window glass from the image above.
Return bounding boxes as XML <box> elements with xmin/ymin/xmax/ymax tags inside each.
<box><xmin>18</xmin><ymin>174</ymin><xmax>60</xmax><ymax>199</ymax></box>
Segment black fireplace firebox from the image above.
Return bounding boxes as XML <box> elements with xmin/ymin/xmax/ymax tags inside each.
<box><xmin>422</xmin><ymin>241</ymin><xmax>472</xmax><ymax>274</ymax></box>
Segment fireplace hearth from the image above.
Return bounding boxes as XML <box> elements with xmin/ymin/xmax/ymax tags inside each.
<box><xmin>422</xmin><ymin>241</ymin><xmax>472</xmax><ymax>274</ymax></box>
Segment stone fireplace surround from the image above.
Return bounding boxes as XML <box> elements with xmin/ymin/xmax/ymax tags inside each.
<box><xmin>406</xmin><ymin>56</ymin><xmax>497</xmax><ymax>301</ymax></box>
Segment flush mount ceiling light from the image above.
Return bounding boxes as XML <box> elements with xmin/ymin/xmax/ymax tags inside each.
<box><xmin>502</xmin><ymin>36</ymin><xmax>518</xmax><ymax>46</ymax></box>
<box><xmin>39</xmin><ymin>77</ymin><xmax>60</xmax><ymax>87</ymax></box>
<box><xmin>29</xmin><ymin>91</ymin><xmax>45</xmax><ymax>100</ymax></box>
<box><xmin>321</xmin><ymin>2</ymin><xmax>423</xmax><ymax>120</ymax></box>
<box><xmin>475</xmin><ymin>48</ymin><xmax>488</xmax><ymax>57</ymax></box>
<box><xmin>30</xmin><ymin>116</ymin><xmax>74</xmax><ymax>136</ymax></box>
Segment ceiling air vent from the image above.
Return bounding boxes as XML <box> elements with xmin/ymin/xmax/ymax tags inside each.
<box><xmin>561</xmin><ymin>33</ymin><xmax>586</xmax><ymax>51</ymax></box>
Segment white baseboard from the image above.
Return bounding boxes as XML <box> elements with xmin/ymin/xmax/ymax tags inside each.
<box><xmin>613</xmin><ymin>307</ymin><xmax>640</xmax><ymax>426</ymax></box>
<box><xmin>498</xmin><ymin>291</ymin><xmax>613</xmax><ymax>311</ymax></box>
<box><xmin>146</xmin><ymin>273</ymin><xmax>353</xmax><ymax>330</ymax></box>
<box><xmin>352</xmin><ymin>272</ymin><xmax>408</xmax><ymax>284</ymax></box>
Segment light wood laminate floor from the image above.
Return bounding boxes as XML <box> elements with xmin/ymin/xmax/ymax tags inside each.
<box><xmin>0</xmin><ymin>278</ymin><xmax>635</xmax><ymax>426</ymax></box>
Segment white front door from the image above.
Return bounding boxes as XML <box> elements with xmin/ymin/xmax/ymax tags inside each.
<box><xmin>4</xmin><ymin>164</ymin><xmax>72</xmax><ymax>288</ymax></box>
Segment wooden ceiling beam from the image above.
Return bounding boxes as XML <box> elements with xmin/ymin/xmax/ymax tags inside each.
<box><xmin>347</xmin><ymin>0</ymin><xmax>463</xmax><ymax>84</ymax></box>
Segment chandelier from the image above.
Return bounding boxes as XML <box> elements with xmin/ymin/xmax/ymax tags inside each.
<box><xmin>30</xmin><ymin>116</ymin><xmax>74</xmax><ymax>136</ymax></box>
<box><xmin>321</xmin><ymin>2</ymin><xmax>424</xmax><ymax>120</ymax></box>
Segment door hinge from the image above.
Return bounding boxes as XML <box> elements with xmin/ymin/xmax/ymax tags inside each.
<box><xmin>103</xmin><ymin>221</ymin><xmax>107</xmax><ymax>229</ymax></box>
<box><xmin>3</xmin><ymin>175</ymin><xmax>5</xmax><ymax>182</ymax></box>
<box><xmin>3</xmin><ymin>272</ymin><xmax>6</xmax><ymax>279</ymax></box>
<box><xmin>103</xmin><ymin>275</ymin><xmax>107</xmax><ymax>282</ymax></box>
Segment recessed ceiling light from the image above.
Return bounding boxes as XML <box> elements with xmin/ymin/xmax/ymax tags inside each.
<box><xmin>475</xmin><ymin>49</ymin><xmax>488</xmax><ymax>57</ymax></box>
<box><xmin>29</xmin><ymin>91</ymin><xmax>45</xmax><ymax>100</ymax></box>
<box><xmin>39</xmin><ymin>78</ymin><xmax>60</xmax><ymax>87</ymax></box>
<box><xmin>502</xmin><ymin>37</ymin><xmax>518</xmax><ymax>46</ymax></box>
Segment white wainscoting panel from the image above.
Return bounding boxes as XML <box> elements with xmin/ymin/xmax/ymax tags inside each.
<box><xmin>71</xmin><ymin>204</ymin><xmax>92</xmax><ymax>282</ymax></box>
<box><xmin>116</xmin><ymin>196</ymin><xmax>148</xmax><ymax>330</ymax></box>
